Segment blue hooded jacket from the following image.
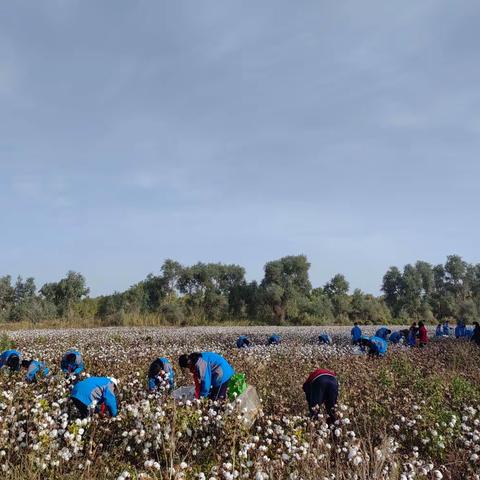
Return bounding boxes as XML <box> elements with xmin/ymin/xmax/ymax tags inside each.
<box><xmin>369</xmin><ymin>336</ymin><xmax>388</xmax><ymax>356</ymax></box>
<box><xmin>435</xmin><ymin>325</ymin><xmax>443</xmax><ymax>337</ymax></box>
<box><xmin>351</xmin><ymin>326</ymin><xmax>362</xmax><ymax>342</ymax></box>
<box><xmin>194</xmin><ymin>352</ymin><xmax>234</xmax><ymax>398</ymax></box>
<box><xmin>0</xmin><ymin>350</ymin><xmax>22</xmax><ymax>371</ymax></box>
<box><xmin>375</xmin><ymin>327</ymin><xmax>390</xmax><ymax>340</ymax></box>
<box><xmin>455</xmin><ymin>324</ymin><xmax>466</xmax><ymax>338</ymax></box>
<box><xmin>148</xmin><ymin>357</ymin><xmax>175</xmax><ymax>391</ymax></box>
<box><xmin>442</xmin><ymin>322</ymin><xmax>450</xmax><ymax>336</ymax></box>
<box><xmin>389</xmin><ymin>331</ymin><xmax>402</xmax><ymax>344</ymax></box>
<box><xmin>268</xmin><ymin>334</ymin><xmax>281</xmax><ymax>345</ymax></box>
<box><xmin>318</xmin><ymin>334</ymin><xmax>332</xmax><ymax>345</ymax></box>
<box><xmin>236</xmin><ymin>336</ymin><xmax>250</xmax><ymax>348</ymax></box>
<box><xmin>25</xmin><ymin>361</ymin><xmax>49</xmax><ymax>383</ymax></box>
<box><xmin>71</xmin><ymin>377</ymin><xmax>118</xmax><ymax>417</ymax></box>
<box><xmin>61</xmin><ymin>350</ymin><xmax>84</xmax><ymax>375</ymax></box>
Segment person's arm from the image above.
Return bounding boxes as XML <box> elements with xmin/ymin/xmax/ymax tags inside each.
<box><xmin>104</xmin><ymin>388</ymin><xmax>118</xmax><ymax>417</ymax></box>
<box><xmin>26</xmin><ymin>364</ymin><xmax>40</xmax><ymax>383</ymax></box>
<box><xmin>196</xmin><ymin>360</ymin><xmax>211</xmax><ymax>398</ymax></box>
<box><xmin>147</xmin><ymin>377</ymin><xmax>157</xmax><ymax>391</ymax></box>
<box><xmin>73</xmin><ymin>363</ymin><xmax>84</xmax><ymax>375</ymax></box>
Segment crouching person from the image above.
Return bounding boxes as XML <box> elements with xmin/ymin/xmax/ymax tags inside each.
<box><xmin>178</xmin><ymin>352</ymin><xmax>234</xmax><ymax>400</ymax></box>
<box><xmin>148</xmin><ymin>357</ymin><xmax>175</xmax><ymax>392</ymax></box>
<box><xmin>359</xmin><ymin>336</ymin><xmax>388</xmax><ymax>357</ymax></box>
<box><xmin>21</xmin><ymin>360</ymin><xmax>49</xmax><ymax>383</ymax></box>
<box><xmin>0</xmin><ymin>350</ymin><xmax>22</xmax><ymax>372</ymax></box>
<box><xmin>236</xmin><ymin>336</ymin><xmax>250</xmax><ymax>348</ymax></box>
<box><xmin>71</xmin><ymin>377</ymin><xmax>118</xmax><ymax>419</ymax></box>
<box><xmin>61</xmin><ymin>349</ymin><xmax>85</xmax><ymax>377</ymax></box>
<box><xmin>318</xmin><ymin>333</ymin><xmax>332</xmax><ymax>345</ymax></box>
<box><xmin>303</xmin><ymin>368</ymin><xmax>339</xmax><ymax>425</ymax></box>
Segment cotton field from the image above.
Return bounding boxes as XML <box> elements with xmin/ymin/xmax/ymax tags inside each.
<box><xmin>0</xmin><ymin>326</ymin><xmax>479</xmax><ymax>480</ymax></box>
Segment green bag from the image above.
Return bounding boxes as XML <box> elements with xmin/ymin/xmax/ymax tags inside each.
<box><xmin>228</xmin><ymin>373</ymin><xmax>247</xmax><ymax>401</ymax></box>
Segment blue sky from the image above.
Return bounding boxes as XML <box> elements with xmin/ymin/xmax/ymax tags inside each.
<box><xmin>1</xmin><ymin>1</ymin><xmax>480</xmax><ymax>296</ymax></box>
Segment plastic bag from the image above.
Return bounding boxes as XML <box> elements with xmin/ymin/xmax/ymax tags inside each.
<box><xmin>228</xmin><ymin>373</ymin><xmax>247</xmax><ymax>401</ymax></box>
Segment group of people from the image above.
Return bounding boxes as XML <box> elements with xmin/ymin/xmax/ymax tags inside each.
<box><xmin>3</xmin><ymin>320</ymin><xmax>477</xmax><ymax>426</ymax></box>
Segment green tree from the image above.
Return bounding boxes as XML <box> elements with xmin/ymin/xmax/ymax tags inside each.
<box><xmin>261</xmin><ymin>255</ymin><xmax>311</xmax><ymax>323</ymax></box>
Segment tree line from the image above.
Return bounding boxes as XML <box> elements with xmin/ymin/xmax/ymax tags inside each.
<box><xmin>0</xmin><ymin>255</ymin><xmax>479</xmax><ymax>326</ymax></box>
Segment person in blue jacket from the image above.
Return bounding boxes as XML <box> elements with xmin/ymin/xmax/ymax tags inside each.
<box><xmin>351</xmin><ymin>323</ymin><xmax>362</xmax><ymax>345</ymax></box>
<box><xmin>0</xmin><ymin>350</ymin><xmax>22</xmax><ymax>372</ymax></box>
<box><xmin>236</xmin><ymin>336</ymin><xmax>250</xmax><ymax>348</ymax></box>
<box><xmin>147</xmin><ymin>357</ymin><xmax>174</xmax><ymax>392</ymax></box>
<box><xmin>375</xmin><ymin>327</ymin><xmax>392</xmax><ymax>340</ymax></box>
<box><xmin>179</xmin><ymin>352</ymin><xmax>234</xmax><ymax>400</ymax></box>
<box><xmin>435</xmin><ymin>324</ymin><xmax>443</xmax><ymax>337</ymax></box>
<box><xmin>61</xmin><ymin>349</ymin><xmax>84</xmax><ymax>376</ymax></box>
<box><xmin>267</xmin><ymin>334</ymin><xmax>281</xmax><ymax>346</ymax></box>
<box><xmin>359</xmin><ymin>336</ymin><xmax>388</xmax><ymax>357</ymax></box>
<box><xmin>21</xmin><ymin>360</ymin><xmax>49</xmax><ymax>383</ymax></box>
<box><xmin>71</xmin><ymin>377</ymin><xmax>118</xmax><ymax>418</ymax></box>
<box><xmin>455</xmin><ymin>320</ymin><xmax>466</xmax><ymax>338</ymax></box>
<box><xmin>389</xmin><ymin>331</ymin><xmax>403</xmax><ymax>344</ymax></box>
<box><xmin>442</xmin><ymin>320</ymin><xmax>450</xmax><ymax>336</ymax></box>
<box><xmin>318</xmin><ymin>333</ymin><xmax>332</xmax><ymax>345</ymax></box>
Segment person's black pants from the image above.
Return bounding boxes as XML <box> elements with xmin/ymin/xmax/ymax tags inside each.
<box><xmin>304</xmin><ymin>375</ymin><xmax>338</xmax><ymax>424</ymax></box>
<box><xmin>209</xmin><ymin>380</ymin><xmax>230</xmax><ymax>400</ymax></box>
<box><xmin>71</xmin><ymin>397</ymin><xmax>89</xmax><ymax>419</ymax></box>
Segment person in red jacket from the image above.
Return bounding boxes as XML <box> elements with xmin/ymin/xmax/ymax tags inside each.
<box><xmin>418</xmin><ymin>321</ymin><xmax>428</xmax><ymax>347</ymax></box>
<box><xmin>303</xmin><ymin>368</ymin><xmax>339</xmax><ymax>424</ymax></box>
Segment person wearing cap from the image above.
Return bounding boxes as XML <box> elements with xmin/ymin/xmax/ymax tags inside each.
<box><xmin>147</xmin><ymin>357</ymin><xmax>175</xmax><ymax>392</ymax></box>
<box><xmin>359</xmin><ymin>336</ymin><xmax>388</xmax><ymax>357</ymax></box>
<box><xmin>351</xmin><ymin>323</ymin><xmax>362</xmax><ymax>345</ymax></box>
<box><xmin>267</xmin><ymin>334</ymin><xmax>281</xmax><ymax>346</ymax></box>
<box><xmin>60</xmin><ymin>349</ymin><xmax>85</xmax><ymax>376</ymax></box>
<box><xmin>236</xmin><ymin>336</ymin><xmax>250</xmax><ymax>348</ymax></box>
<box><xmin>0</xmin><ymin>349</ymin><xmax>22</xmax><ymax>372</ymax></box>
<box><xmin>303</xmin><ymin>368</ymin><xmax>339</xmax><ymax>424</ymax></box>
<box><xmin>70</xmin><ymin>376</ymin><xmax>118</xmax><ymax>418</ymax></box>
<box><xmin>318</xmin><ymin>333</ymin><xmax>332</xmax><ymax>345</ymax></box>
<box><xmin>21</xmin><ymin>359</ymin><xmax>49</xmax><ymax>383</ymax></box>
<box><xmin>178</xmin><ymin>352</ymin><xmax>234</xmax><ymax>400</ymax></box>
<box><xmin>374</xmin><ymin>327</ymin><xmax>392</xmax><ymax>341</ymax></box>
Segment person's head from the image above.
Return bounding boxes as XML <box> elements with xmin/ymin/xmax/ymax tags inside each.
<box><xmin>418</xmin><ymin>321</ymin><xmax>424</xmax><ymax>327</ymax></box>
<box><xmin>354</xmin><ymin>322</ymin><xmax>358</xmax><ymax>326</ymax></box>
<box><xmin>148</xmin><ymin>359</ymin><xmax>165</xmax><ymax>379</ymax></box>
<box><xmin>411</xmin><ymin>322</ymin><xmax>417</xmax><ymax>327</ymax></box>
<box><xmin>21</xmin><ymin>359</ymin><xmax>32</xmax><ymax>369</ymax></box>
<box><xmin>66</xmin><ymin>353</ymin><xmax>76</xmax><ymax>364</ymax></box>
<box><xmin>108</xmin><ymin>377</ymin><xmax>119</xmax><ymax>392</ymax></box>
<box><xmin>179</xmin><ymin>353</ymin><xmax>201</xmax><ymax>369</ymax></box>
<box><xmin>6</xmin><ymin>355</ymin><xmax>20</xmax><ymax>371</ymax></box>
<box><xmin>386</xmin><ymin>329</ymin><xmax>392</xmax><ymax>335</ymax></box>
<box><xmin>359</xmin><ymin>337</ymin><xmax>372</xmax><ymax>349</ymax></box>
<box><xmin>474</xmin><ymin>322</ymin><xmax>480</xmax><ymax>328</ymax></box>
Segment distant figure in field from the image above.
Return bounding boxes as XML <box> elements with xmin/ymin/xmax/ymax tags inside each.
<box><xmin>267</xmin><ymin>334</ymin><xmax>281</xmax><ymax>346</ymax></box>
<box><xmin>470</xmin><ymin>322</ymin><xmax>480</xmax><ymax>346</ymax></box>
<box><xmin>21</xmin><ymin>359</ymin><xmax>49</xmax><ymax>383</ymax></box>
<box><xmin>0</xmin><ymin>350</ymin><xmax>21</xmax><ymax>372</ymax></box>
<box><xmin>179</xmin><ymin>352</ymin><xmax>234</xmax><ymax>400</ymax></box>
<box><xmin>236</xmin><ymin>336</ymin><xmax>250</xmax><ymax>348</ymax></box>
<box><xmin>318</xmin><ymin>333</ymin><xmax>332</xmax><ymax>345</ymax></box>
<box><xmin>61</xmin><ymin>349</ymin><xmax>85</xmax><ymax>376</ymax></box>
<box><xmin>351</xmin><ymin>323</ymin><xmax>362</xmax><ymax>345</ymax></box>
<box><xmin>359</xmin><ymin>336</ymin><xmax>388</xmax><ymax>357</ymax></box>
<box><xmin>435</xmin><ymin>323</ymin><xmax>444</xmax><ymax>337</ymax></box>
<box><xmin>388</xmin><ymin>331</ymin><xmax>404</xmax><ymax>344</ymax></box>
<box><xmin>418</xmin><ymin>321</ymin><xmax>428</xmax><ymax>347</ymax></box>
<box><xmin>374</xmin><ymin>327</ymin><xmax>392</xmax><ymax>341</ymax></box>
<box><xmin>71</xmin><ymin>377</ymin><xmax>118</xmax><ymax>418</ymax></box>
<box><xmin>442</xmin><ymin>320</ymin><xmax>450</xmax><ymax>336</ymax></box>
<box><xmin>147</xmin><ymin>357</ymin><xmax>175</xmax><ymax>392</ymax></box>
<box><xmin>303</xmin><ymin>368</ymin><xmax>338</xmax><ymax>425</ymax></box>
<box><xmin>455</xmin><ymin>319</ymin><xmax>466</xmax><ymax>338</ymax></box>
<box><xmin>407</xmin><ymin>323</ymin><xmax>418</xmax><ymax>347</ymax></box>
